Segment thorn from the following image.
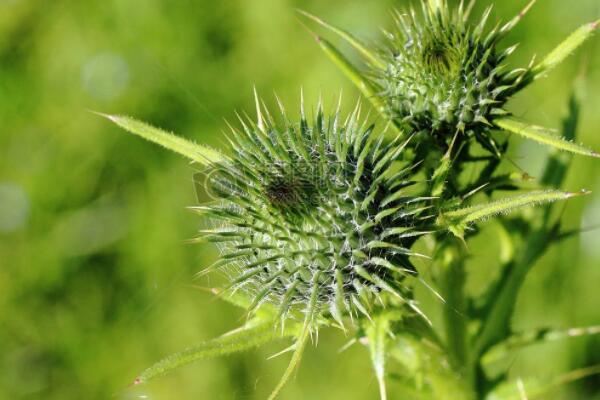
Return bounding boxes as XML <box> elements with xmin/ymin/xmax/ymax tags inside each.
<box><xmin>300</xmin><ymin>87</ymin><xmax>305</xmax><ymax>109</ymax></box>
<box><xmin>185</xmin><ymin>284</ymin><xmax>220</xmax><ymax>295</ymax></box>
<box><xmin>253</xmin><ymin>86</ymin><xmax>265</xmax><ymax>133</ymax></box>
<box><xmin>520</xmin><ymin>0</ymin><xmax>537</xmax><ymax>19</ymax></box>
<box><xmin>408</xmin><ymin>301</ymin><xmax>432</xmax><ymax>326</ymax></box>
<box><xmin>444</xmin><ymin>129</ymin><xmax>461</xmax><ymax>159</ymax></box>
<box><xmin>337</xmin><ymin>338</ymin><xmax>357</xmax><ymax>353</ymax></box>
<box><xmin>273</xmin><ymin>91</ymin><xmax>288</xmax><ymax>120</ymax></box>
<box><xmin>418</xmin><ymin>277</ymin><xmax>447</xmax><ymax>305</ymax></box>
<box><xmin>463</xmin><ymin>182</ymin><xmax>489</xmax><ymax>200</ymax></box>
<box><xmin>591</xmin><ymin>20</ymin><xmax>600</xmax><ymax>30</ymax></box>
<box><xmin>317</xmin><ymin>90</ymin><xmax>323</xmax><ymax>114</ymax></box>
<box><xmin>568</xmin><ymin>189</ymin><xmax>592</xmax><ymax>198</ymax></box>
<box><xmin>267</xmin><ymin>343</ymin><xmax>297</xmax><ymax>360</ymax></box>
<box><xmin>90</xmin><ymin>109</ymin><xmax>117</xmax><ymax>122</ymax></box>
<box><xmin>335</xmin><ymin>90</ymin><xmax>343</xmax><ymax>117</ymax></box>
<box><xmin>464</xmin><ymin>0</ymin><xmax>477</xmax><ymax>21</ymax></box>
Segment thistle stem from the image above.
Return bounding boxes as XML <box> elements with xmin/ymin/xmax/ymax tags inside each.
<box><xmin>440</xmin><ymin>242</ymin><xmax>469</xmax><ymax>372</ymax></box>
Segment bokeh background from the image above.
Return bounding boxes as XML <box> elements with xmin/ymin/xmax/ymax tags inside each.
<box><xmin>1</xmin><ymin>0</ymin><xmax>599</xmax><ymax>399</ymax></box>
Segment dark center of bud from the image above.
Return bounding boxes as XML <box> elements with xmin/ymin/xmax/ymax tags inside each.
<box><xmin>262</xmin><ymin>163</ymin><xmax>318</xmax><ymax>213</ymax></box>
<box><xmin>421</xmin><ymin>38</ymin><xmax>460</xmax><ymax>76</ymax></box>
<box><xmin>264</xmin><ymin>176</ymin><xmax>301</xmax><ymax>206</ymax></box>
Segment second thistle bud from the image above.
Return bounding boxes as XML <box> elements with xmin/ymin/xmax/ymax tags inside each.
<box><xmin>377</xmin><ymin>3</ymin><xmax>526</xmax><ymax>150</ymax></box>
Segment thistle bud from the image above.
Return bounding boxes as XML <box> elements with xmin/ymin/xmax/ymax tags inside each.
<box><xmin>378</xmin><ymin>3</ymin><xmax>524</xmax><ymax>150</ymax></box>
<box><xmin>200</xmin><ymin>97</ymin><xmax>434</xmax><ymax>327</ymax></box>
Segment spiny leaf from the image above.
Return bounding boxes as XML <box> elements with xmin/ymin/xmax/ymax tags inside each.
<box><xmin>297</xmin><ymin>9</ymin><xmax>384</xmax><ymax>69</ymax></box>
<box><xmin>483</xmin><ymin>325</ymin><xmax>600</xmax><ymax>366</ymax></box>
<box><xmin>444</xmin><ymin>190</ymin><xmax>587</xmax><ymax>224</ymax></box>
<box><xmin>533</xmin><ymin>20</ymin><xmax>599</xmax><ymax>78</ymax></box>
<box><xmin>366</xmin><ymin>314</ymin><xmax>392</xmax><ymax>400</ymax></box>
<box><xmin>133</xmin><ymin>319</ymin><xmax>286</xmax><ymax>385</ymax></box>
<box><xmin>439</xmin><ymin>190</ymin><xmax>588</xmax><ymax>237</ymax></box>
<box><xmin>486</xmin><ymin>364</ymin><xmax>600</xmax><ymax>400</ymax></box>
<box><xmin>495</xmin><ymin>117</ymin><xmax>599</xmax><ymax>158</ymax></box>
<box><xmin>98</xmin><ymin>113</ymin><xmax>223</xmax><ymax>164</ymax></box>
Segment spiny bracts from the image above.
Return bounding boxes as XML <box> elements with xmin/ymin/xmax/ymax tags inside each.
<box><xmin>377</xmin><ymin>1</ymin><xmax>530</xmax><ymax>152</ymax></box>
<box><xmin>196</xmin><ymin>98</ymin><xmax>435</xmax><ymax>328</ymax></box>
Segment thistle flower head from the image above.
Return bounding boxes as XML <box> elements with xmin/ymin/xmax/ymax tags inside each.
<box><xmin>200</xmin><ymin>97</ymin><xmax>434</xmax><ymax>327</ymax></box>
<box><xmin>377</xmin><ymin>1</ymin><xmax>526</xmax><ymax>149</ymax></box>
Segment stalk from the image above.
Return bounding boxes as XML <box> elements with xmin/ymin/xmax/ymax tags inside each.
<box><xmin>440</xmin><ymin>241</ymin><xmax>477</xmax><ymax>399</ymax></box>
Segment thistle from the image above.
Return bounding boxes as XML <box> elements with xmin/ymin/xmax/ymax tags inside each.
<box><xmin>99</xmin><ymin>86</ymin><xmax>594</xmax><ymax>399</ymax></box>
<box><xmin>300</xmin><ymin>0</ymin><xmax>599</xmax><ymax>157</ymax></box>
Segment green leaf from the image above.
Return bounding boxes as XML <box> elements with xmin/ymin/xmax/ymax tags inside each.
<box><xmin>297</xmin><ymin>10</ymin><xmax>384</xmax><ymax>69</ymax></box>
<box><xmin>483</xmin><ymin>325</ymin><xmax>600</xmax><ymax>366</ymax></box>
<box><xmin>439</xmin><ymin>190</ymin><xmax>588</xmax><ymax>238</ymax></box>
<box><xmin>495</xmin><ymin>117</ymin><xmax>599</xmax><ymax>158</ymax></box>
<box><xmin>366</xmin><ymin>314</ymin><xmax>392</xmax><ymax>400</ymax></box>
<box><xmin>486</xmin><ymin>364</ymin><xmax>600</xmax><ymax>400</ymax></box>
<box><xmin>533</xmin><ymin>20</ymin><xmax>599</xmax><ymax>78</ymax></box>
<box><xmin>98</xmin><ymin>113</ymin><xmax>223</xmax><ymax>164</ymax></box>
<box><xmin>133</xmin><ymin>319</ymin><xmax>283</xmax><ymax>385</ymax></box>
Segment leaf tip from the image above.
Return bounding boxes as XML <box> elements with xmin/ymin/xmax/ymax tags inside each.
<box><xmin>568</xmin><ymin>189</ymin><xmax>592</xmax><ymax>198</ymax></box>
<box><xmin>89</xmin><ymin>109</ymin><xmax>116</xmax><ymax>122</ymax></box>
<box><xmin>518</xmin><ymin>0</ymin><xmax>537</xmax><ymax>20</ymax></box>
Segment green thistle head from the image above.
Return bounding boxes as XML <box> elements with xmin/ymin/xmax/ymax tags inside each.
<box><xmin>199</xmin><ymin>97</ymin><xmax>434</xmax><ymax>327</ymax></box>
<box><xmin>301</xmin><ymin>0</ymin><xmax>599</xmax><ymax>158</ymax></box>
<box><xmin>379</xmin><ymin>2</ymin><xmax>523</xmax><ymax>144</ymax></box>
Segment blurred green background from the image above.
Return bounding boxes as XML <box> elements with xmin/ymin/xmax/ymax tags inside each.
<box><xmin>1</xmin><ymin>0</ymin><xmax>599</xmax><ymax>399</ymax></box>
